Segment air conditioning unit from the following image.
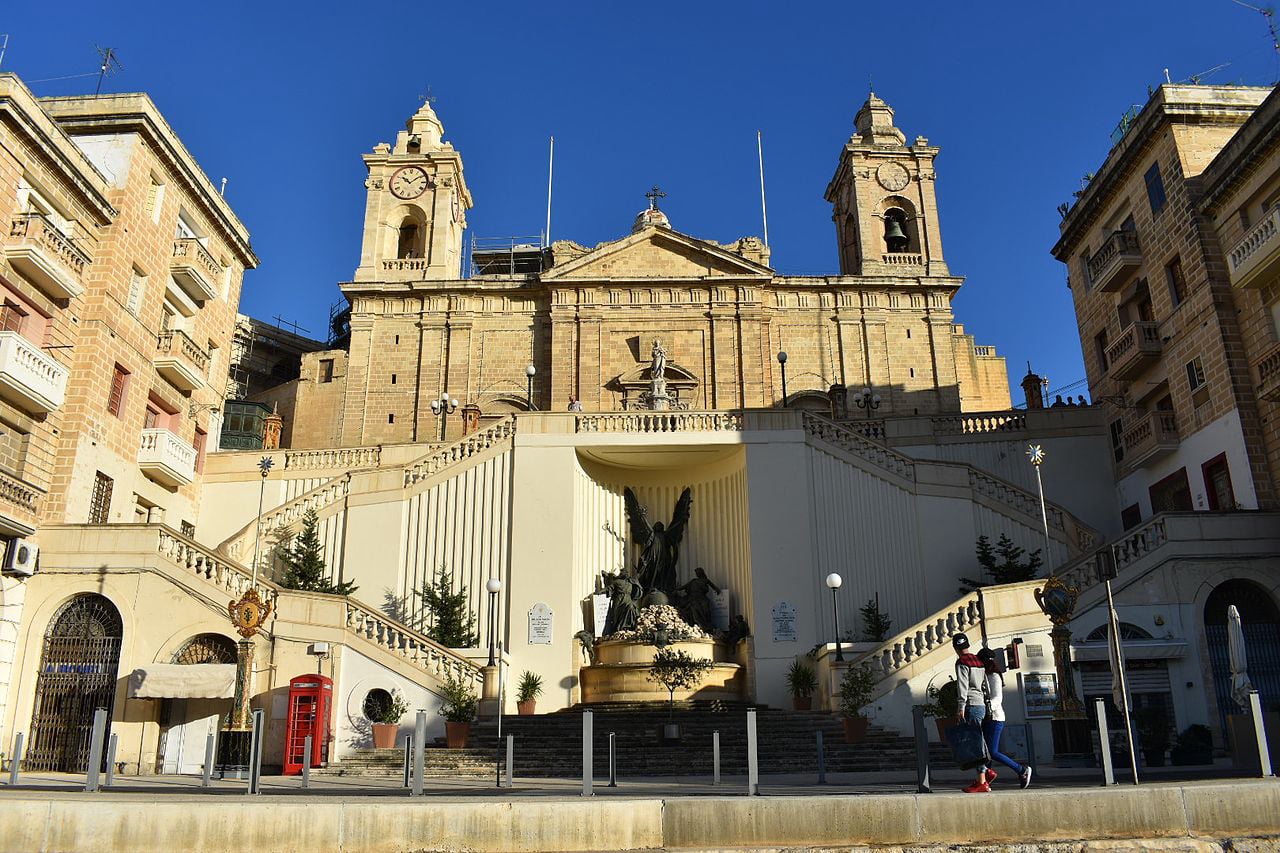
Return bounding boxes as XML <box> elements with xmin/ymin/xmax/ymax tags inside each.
<box><xmin>3</xmin><ymin>539</ymin><xmax>38</xmax><ymax>577</ymax></box>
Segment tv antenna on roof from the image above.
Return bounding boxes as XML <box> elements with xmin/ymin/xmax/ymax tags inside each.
<box><xmin>1229</xmin><ymin>0</ymin><xmax>1280</xmax><ymax>58</ymax></box>
<box><xmin>94</xmin><ymin>46</ymin><xmax>122</xmax><ymax>95</ymax></box>
<box><xmin>0</xmin><ymin>35</ymin><xmax>10</xmax><ymax>71</ymax></box>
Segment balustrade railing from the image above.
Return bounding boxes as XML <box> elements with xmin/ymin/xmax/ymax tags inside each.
<box><xmin>882</xmin><ymin>253</ymin><xmax>924</xmax><ymax>266</ymax></box>
<box><xmin>403</xmin><ymin>417</ymin><xmax>517</xmax><ymax>486</ymax></box>
<box><xmin>575</xmin><ymin>411</ymin><xmax>743</xmax><ymax>434</ymax></box>
<box><xmin>224</xmin><ymin>476</ymin><xmax>352</xmax><ymax>560</ymax></box>
<box><xmin>8</xmin><ymin>213</ymin><xmax>90</xmax><ymax>275</ymax></box>
<box><xmin>864</xmin><ymin>595</ymin><xmax>982</xmax><ymax>678</ymax></box>
<box><xmin>171</xmin><ymin>237</ymin><xmax>220</xmax><ymax>282</ymax></box>
<box><xmin>801</xmin><ymin>411</ymin><xmax>916</xmax><ymax>480</ymax></box>
<box><xmin>1087</xmin><ymin>229</ymin><xmax>1141</xmax><ymax>285</ymax></box>
<box><xmin>0</xmin><ymin>468</ymin><xmax>42</xmax><ymax>513</ymax></box>
<box><xmin>158</xmin><ymin>526</ymin><xmax>276</xmax><ymax>604</ymax></box>
<box><xmin>968</xmin><ymin>468</ymin><xmax>1066</xmax><ymax>532</ymax></box>
<box><xmin>931</xmin><ymin>412</ymin><xmax>1027</xmax><ymax>436</ymax></box>
<box><xmin>156</xmin><ymin>329</ymin><xmax>210</xmax><ymax>373</ymax></box>
<box><xmin>345</xmin><ymin>601</ymin><xmax>483</xmax><ymax>686</ymax></box>
<box><xmin>1228</xmin><ymin>206</ymin><xmax>1280</xmax><ymax>284</ymax></box>
<box><xmin>284</xmin><ymin>446</ymin><xmax>383</xmax><ymax>471</ymax></box>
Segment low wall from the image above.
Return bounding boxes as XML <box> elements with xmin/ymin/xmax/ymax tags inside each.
<box><xmin>1</xmin><ymin>781</ymin><xmax>1276</xmax><ymax>852</ymax></box>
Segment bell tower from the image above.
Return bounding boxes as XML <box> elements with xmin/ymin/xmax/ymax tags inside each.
<box><xmin>824</xmin><ymin>93</ymin><xmax>949</xmax><ymax>277</ymax></box>
<box><xmin>354</xmin><ymin>100</ymin><xmax>473</xmax><ymax>281</ymax></box>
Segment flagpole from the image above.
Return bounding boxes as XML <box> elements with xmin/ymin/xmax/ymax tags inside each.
<box><xmin>1105</xmin><ymin>577</ymin><xmax>1139</xmax><ymax>784</ymax></box>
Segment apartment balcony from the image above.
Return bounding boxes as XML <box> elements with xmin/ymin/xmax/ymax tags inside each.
<box><xmin>1106</xmin><ymin>321</ymin><xmax>1162</xmax><ymax>381</ymax></box>
<box><xmin>1257</xmin><ymin>343</ymin><xmax>1280</xmax><ymax>403</ymax></box>
<box><xmin>1087</xmin><ymin>230</ymin><xmax>1142</xmax><ymax>293</ymax></box>
<box><xmin>1228</xmin><ymin>207</ymin><xmax>1280</xmax><ymax>290</ymax></box>
<box><xmin>0</xmin><ymin>468</ymin><xmax>43</xmax><ymax>537</ymax></box>
<box><xmin>0</xmin><ymin>331</ymin><xmax>69</xmax><ymax>414</ymax></box>
<box><xmin>170</xmin><ymin>238</ymin><xmax>220</xmax><ymax>303</ymax></box>
<box><xmin>155</xmin><ymin>329</ymin><xmax>209</xmax><ymax>393</ymax></box>
<box><xmin>4</xmin><ymin>213</ymin><xmax>90</xmax><ymax>299</ymax></box>
<box><xmin>1120</xmin><ymin>410</ymin><xmax>1179</xmax><ymax>471</ymax></box>
<box><xmin>138</xmin><ymin>428</ymin><xmax>196</xmax><ymax>488</ymax></box>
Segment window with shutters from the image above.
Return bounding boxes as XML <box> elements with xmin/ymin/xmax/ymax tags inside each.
<box><xmin>145</xmin><ymin>176</ymin><xmax>165</xmax><ymax>225</ymax></box>
<box><xmin>126</xmin><ymin>268</ymin><xmax>146</xmax><ymax>316</ymax></box>
<box><xmin>1165</xmin><ymin>256</ymin><xmax>1186</xmax><ymax>308</ymax></box>
<box><xmin>107</xmin><ymin>365</ymin><xmax>129</xmax><ymax>417</ymax></box>
<box><xmin>88</xmin><ymin>472</ymin><xmax>113</xmax><ymax>524</ymax></box>
<box><xmin>0</xmin><ymin>301</ymin><xmax>27</xmax><ymax>335</ymax></box>
<box><xmin>1185</xmin><ymin>357</ymin><xmax>1206</xmax><ymax>392</ymax></box>
<box><xmin>1144</xmin><ymin>162</ymin><xmax>1167</xmax><ymax>215</ymax></box>
<box><xmin>193</xmin><ymin>428</ymin><xmax>207</xmax><ymax>474</ymax></box>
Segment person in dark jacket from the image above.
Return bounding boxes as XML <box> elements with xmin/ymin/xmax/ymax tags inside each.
<box><xmin>952</xmin><ymin>632</ymin><xmax>990</xmax><ymax>793</ymax></box>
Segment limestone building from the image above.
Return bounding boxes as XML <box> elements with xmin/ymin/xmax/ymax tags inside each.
<box><xmin>278</xmin><ymin>95</ymin><xmax>1010</xmax><ymax>449</ymax></box>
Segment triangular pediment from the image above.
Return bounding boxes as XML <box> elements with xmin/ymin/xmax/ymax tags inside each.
<box><xmin>543</xmin><ymin>226</ymin><xmax>772</xmax><ymax>281</ymax></box>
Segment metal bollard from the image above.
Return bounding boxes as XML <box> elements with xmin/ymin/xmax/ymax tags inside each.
<box><xmin>85</xmin><ymin>708</ymin><xmax>108</xmax><ymax>793</ymax></box>
<box><xmin>202</xmin><ymin>731</ymin><xmax>217</xmax><ymax>788</ymax></box>
<box><xmin>912</xmin><ymin>705</ymin><xmax>931</xmax><ymax>794</ymax></box>
<box><xmin>816</xmin><ymin>730</ymin><xmax>827</xmax><ymax>785</ymax></box>
<box><xmin>302</xmin><ymin>735</ymin><xmax>312</xmax><ymax>789</ymax></box>
<box><xmin>104</xmin><ymin>734</ymin><xmax>118</xmax><ymax>787</ymax></box>
<box><xmin>7</xmin><ymin>732</ymin><xmax>22</xmax><ymax>786</ymax></box>
<box><xmin>247</xmin><ymin>709</ymin><xmax>265</xmax><ymax>795</ymax></box>
<box><xmin>1095</xmin><ymin>698</ymin><xmax>1115</xmax><ymax>786</ymax></box>
<box><xmin>712</xmin><ymin>730</ymin><xmax>720</xmax><ymax>786</ymax></box>
<box><xmin>402</xmin><ymin>734</ymin><xmax>413</xmax><ymax>788</ymax></box>
<box><xmin>581</xmin><ymin>710</ymin><xmax>593</xmax><ymax>797</ymax></box>
<box><xmin>504</xmin><ymin>734</ymin><xmax>513</xmax><ymax>789</ymax></box>
<box><xmin>746</xmin><ymin>708</ymin><xmax>759</xmax><ymax>796</ymax></box>
<box><xmin>608</xmin><ymin>732</ymin><xmax>617</xmax><ymax>787</ymax></box>
<box><xmin>1250</xmin><ymin>691</ymin><xmax>1274</xmax><ymax>777</ymax></box>
<box><xmin>412</xmin><ymin>711</ymin><xmax>426</xmax><ymax>797</ymax></box>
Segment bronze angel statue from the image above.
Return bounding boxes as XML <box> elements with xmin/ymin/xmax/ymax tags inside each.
<box><xmin>623</xmin><ymin>486</ymin><xmax>693</xmax><ymax>595</ymax></box>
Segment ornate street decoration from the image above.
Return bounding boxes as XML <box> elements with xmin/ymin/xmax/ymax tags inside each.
<box><xmin>1033</xmin><ymin>573</ymin><xmax>1079</xmax><ymax>626</ymax></box>
<box><xmin>228</xmin><ymin>587</ymin><xmax>273</xmax><ymax>638</ymax></box>
<box><xmin>1026</xmin><ymin>444</ymin><xmax>1045</xmax><ymax>466</ymax></box>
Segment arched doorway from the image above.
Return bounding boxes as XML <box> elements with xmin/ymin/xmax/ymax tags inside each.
<box><xmin>159</xmin><ymin>633</ymin><xmax>238</xmax><ymax>775</ymax></box>
<box><xmin>27</xmin><ymin>594</ymin><xmax>124</xmax><ymax>772</ymax></box>
<box><xmin>1079</xmin><ymin>621</ymin><xmax>1175</xmax><ymax>758</ymax></box>
<box><xmin>1204</xmin><ymin>579</ymin><xmax>1280</xmax><ymax>735</ymax></box>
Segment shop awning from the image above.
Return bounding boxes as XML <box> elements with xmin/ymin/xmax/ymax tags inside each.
<box><xmin>1070</xmin><ymin>639</ymin><xmax>1188</xmax><ymax>662</ymax></box>
<box><xmin>127</xmin><ymin>664</ymin><xmax>236</xmax><ymax>699</ymax></box>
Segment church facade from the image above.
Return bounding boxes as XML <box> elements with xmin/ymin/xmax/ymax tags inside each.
<box><xmin>260</xmin><ymin>94</ymin><xmax>1010</xmax><ymax>449</ymax></box>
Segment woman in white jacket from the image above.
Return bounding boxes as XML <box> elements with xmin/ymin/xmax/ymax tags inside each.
<box><xmin>977</xmin><ymin>647</ymin><xmax>1033</xmax><ymax>789</ymax></box>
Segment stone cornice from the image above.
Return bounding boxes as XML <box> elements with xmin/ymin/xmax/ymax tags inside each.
<box><xmin>1199</xmin><ymin>86</ymin><xmax>1280</xmax><ymax>215</ymax></box>
<box><xmin>0</xmin><ymin>75</ymin><xmax>115</xmax><ymax>224</ymax></box>
<box><xmin>39</xmin><ymin>92</ymin><xmax>256</xmax><ymax>267</ymax></box>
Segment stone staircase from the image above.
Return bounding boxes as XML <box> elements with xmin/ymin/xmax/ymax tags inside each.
<box><xmin>325</xmin><ymin>701</ymin><xmax>951</xmax><ymax>779</ymax></box>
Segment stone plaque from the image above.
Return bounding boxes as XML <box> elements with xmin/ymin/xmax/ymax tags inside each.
<box><xmin>591</xmin><ymin>593</ymin><xmax>611</xmax><ymax>637</ymax></box>
<box><xmin>771</xmin><ymin>601</ymin><xmax>797</xmax><ymax>643</ymax></box>
<box><xmin>527</xmin><ymin>603</ymin><xmax>553</xmax><ymax>645</ymax></box>
<box><xmin>709</xmin><ymin>588</ymin><xmax>731</xmax><ymax>632</ymax></box>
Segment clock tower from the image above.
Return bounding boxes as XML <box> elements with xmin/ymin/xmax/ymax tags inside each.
<box><xmin>354</xmin><ymin>100</ymin><xmax>472</xmax><ymax>281</ymax></box>
<box><xmin>824</xmin><ymin>93</ymin><xmax>949</xmax><ymax>278</ymax></box>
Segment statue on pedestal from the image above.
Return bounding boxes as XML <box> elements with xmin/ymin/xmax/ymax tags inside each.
<box><xmin>602</xmin><ymin>570</ymin><xmax>642</xmax><ymax>635</ymax></box>
<box><xmin>672</xmin><ymin>567</ymin><xmax>721</xmax><ymax>633</ymax></box>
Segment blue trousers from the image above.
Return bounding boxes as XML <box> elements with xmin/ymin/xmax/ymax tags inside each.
<box><xmin>982</xmin><ymin>719</ymin><xmax>1025</xmax><ymax>774</ymax></box>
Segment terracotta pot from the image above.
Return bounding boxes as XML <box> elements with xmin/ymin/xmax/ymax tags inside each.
<box><xmin>517</xmin><ymin>699</ymin><xmax>536</xmax><ymax>716</ymax></box>
<box><xmin>445</xmin><ymin>721</ymin><xmax>471</xmax><ymax>749</ymax></box>
<box><xmin>842</xmin><ymin>715</ymin><xmax>870</xmax><ymax>744</ymax></box>
<box><xmin>371</xmin><ymin>723</ymin><xmax>398</xmax><ymax>750</ymax></box>
<box><xmin>934</xmin><ymin>717</ymin><xmax>956</xmax><ymax>744</ymax></box>
<box><xmin>793</xmin><ymin>696</ymin><xmax>812</xmax><ymax>711</ymax></box>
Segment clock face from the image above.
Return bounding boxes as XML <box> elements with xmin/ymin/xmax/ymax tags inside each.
<box><xmin>390</xmin><ymin>166</ymin><xmax>430</xmax><ymax>200</ymax></box>
<box><xmin>876</xmin><ymin>162</ymin><xmax>910</xmax><ymax>193</ymax></box>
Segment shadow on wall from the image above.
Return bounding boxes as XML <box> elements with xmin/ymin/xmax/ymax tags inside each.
<box><xmin>774</xmin><ymin>382</ymin><xmax>968</xmax><ymax>419</ymax></box>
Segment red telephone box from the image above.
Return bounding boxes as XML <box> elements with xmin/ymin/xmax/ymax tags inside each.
<box><xmin>284</xmin><ymin>673</ymin><xmax>332</xmax><ymax>775</ymax></box>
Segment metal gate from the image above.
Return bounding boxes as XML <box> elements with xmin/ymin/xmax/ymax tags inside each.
<box><xmin>1206</xmin><ymin>622</ymin><xmax>1280</xmax><ymax>735</ymax></box>
<box><xmin>26</xmin><ymin>594</ymin><xmax>123</xmax><ymax>773</ymax></box>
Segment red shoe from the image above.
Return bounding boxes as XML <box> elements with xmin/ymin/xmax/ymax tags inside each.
<box><xmin>963</xmin><ymin>781</ymin><xmax>991</xmax><ymax>793</ymax></box>
<box><xmin>985</xmin><ymin>769</ymin><xmax>998</xmax><ymax>784</ymax></box>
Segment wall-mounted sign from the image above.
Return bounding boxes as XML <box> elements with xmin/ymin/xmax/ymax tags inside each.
<box><xmin>1020</xmin><ymin>672</ymin><xmax>1058</xmax><ymax>719</ymax></box>
<box><xmin>709</xmin><ymin>588</ymin><xmax>731</xmax><ymax>632</ymax></box>
<box><xmin>771</xmin><ymin>601</ymin><xmax>797</xmax><ymax>643</ymax></box>
<box><xmin>591</xmin><ymin>593</ymin><xmax>611</xmax><ymax>638</ymax></box>
<box><xmin>528</xmin><ymin>603</ymin><xmax>553</xmax><ymax>645</ymax></box>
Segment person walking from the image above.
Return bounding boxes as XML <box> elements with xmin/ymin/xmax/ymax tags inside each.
<box><xmin>978</xmin><ymin>647</ymin><xmax>1033</xmax><ymax>789</ymax></box>
<box><xmin>952</xmin><ymin>633</ymin><xmax>990</xmax><ymax>793</ymax></box>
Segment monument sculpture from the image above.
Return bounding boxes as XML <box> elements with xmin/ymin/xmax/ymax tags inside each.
<box><xmin>623</xmin><ymin>486</ymin><xmax>692</xmax><ymax>596</ymax></box>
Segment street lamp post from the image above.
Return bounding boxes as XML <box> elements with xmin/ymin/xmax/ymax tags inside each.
<box><xmin>852</xmin><ymin>387</ymin><xmax>882</xmax><ymax>418</ymax></box>
<box><xmin>777</xmin><ymin>351</ymin><xmax>788</xmax><ymax>407</ymax></box>
<box><xmin>430</xmin><ymin>394</ymin><xmax>459</xmax><ymax>442</ymax></box>
<box><xmin>826</xmin><ymin>572</ymin><xmax>844</xmax><ymax>662</ymax></box>
<box><xmin>485</xmin><ymin>577</ymin><xmax>502</xmax><ymax>667</ymax></box>
<box><xmin>525</xmin><ymin>364</ymin><xmax>537</xmax><ymax>411</ymax></box>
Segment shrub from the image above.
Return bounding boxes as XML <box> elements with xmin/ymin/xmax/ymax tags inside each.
<box><xmin>920</xmin><ymin>677</ymin><xmax>959</xmax><ymax>719</ymax></box>
<box><xmin>647</xmin><ymin>648</ymin><xmax>713</xmax><ymax>711</ymax></box>
<box><xmin>366</xmin><ymin>689</ymin><xmax>408</xmax><ymax>724</ymax></box>
<box><xmin>516</xmin><ymin>670</ymin><xmax>543</xmax><ymax>704</ymax></box>
<box><xmin>838</xmin><ymin>663</ymin><xmax>876</xmax><ymax>718</ymax></box>
<box><xmin>439</xmin><ymin>672</ymin><xmax>478</xmax><ymax>723</ymax></box>
<box><xmin>786</xmin><ymin>660</ymin><xmax>818</xmax><ymax>698</ymax></box>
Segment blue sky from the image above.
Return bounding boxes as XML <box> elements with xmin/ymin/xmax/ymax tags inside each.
<box><xmin>5</xmin><ymin>2</ymin><xmax>1276</xmax><ymax>400</ymax></box>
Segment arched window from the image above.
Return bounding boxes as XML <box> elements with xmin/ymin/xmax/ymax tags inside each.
<box><xmin>171</xmin><ymin>633</ymin><xmax>237</xmax><ymax>665</ymax></box>
<box><xmin>397</xmin><ymin>220</ymin><xmax>421</xmax><ymax>259</ymax></box>
<box><xmin>1085</xmin><ymin>621</ymin><xmax>1153</xmax><ymax>641</ymax></box>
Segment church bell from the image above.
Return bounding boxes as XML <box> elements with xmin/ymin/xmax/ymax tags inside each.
<box><xmin>883</xmin><ymin>217</ymin><xmax>909</xmax><ymax>252</ymax></box>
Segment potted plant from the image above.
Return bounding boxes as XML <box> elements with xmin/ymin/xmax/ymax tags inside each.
<box><xmin>1170</xmin><ymin>724</ymin><xmax>1213</xmax><ymax>766</ymax></box>
<box><xmin>366</xmin><ymin>689</ymin><xmax>408</xmax><ymax>749</ymax></box>
<box><xmin>919</xmin><ymin>678</ymin><xmax>959</xmax><ymax>742</ymax></box>
<box><xmin>439</xmin><ymin>673</ymin><xmax>478</xmax><ymax>749</ymax></box>
<box><xmin>1135</xmin><ymin>706</ymin><xmax>1170</xmax><ymax>767</ymax></box>
<box><xmin>516</xmin><ymin>670</ymin><xmax>543</xmax><ymax>716</ymax></box>
<box><xmin>786</xmin><ymin>660</ymin><xmax>818</xmax><ymax>711</ymax></box>
<box><xmin>646</xmin><ymin>648</ymin><xmax>713</xmax><ymax>741</ymax></box>
<box><xmin>838</xmin><ymin>663</ymin><xmax>875</xmax><ymax>743</ymax></box>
